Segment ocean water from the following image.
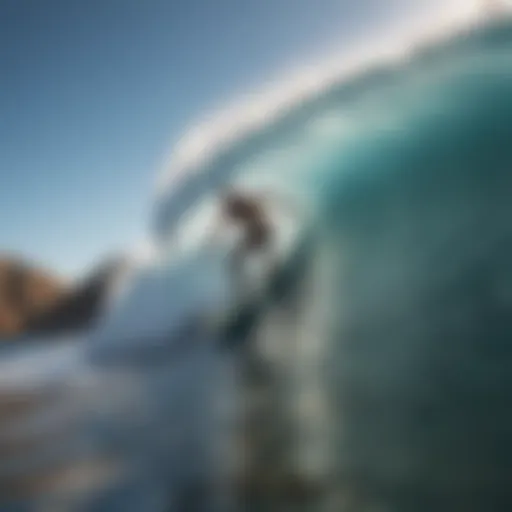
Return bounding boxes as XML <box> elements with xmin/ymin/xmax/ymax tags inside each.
<box><xmin>1</xmin><ymin>14</ymin><xmax>512</xmax><ymax>512</ymax></box>
<box><xmin>152</xmin><ymin>15</ymin><xmax>512</xmax><ymax>511</ymax></box>
<box><xmin>320</xmin><ymin>19</ymin><xmax>512</xmax><ymax>512</ymax></box>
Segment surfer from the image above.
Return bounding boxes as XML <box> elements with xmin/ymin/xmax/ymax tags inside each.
<box><xmin>208</xmin><ymin>184</ymin><xmax>305</xmax><ymax>305</ymax></box>
<box><xmin>216</xmin><ymin>188</ymin><xmax>275</xmax><ymax>282</ymax></box>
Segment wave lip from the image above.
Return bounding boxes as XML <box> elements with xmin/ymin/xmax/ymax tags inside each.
<box><xmin>153</xmin><ymin>2</ymin><xmax>499</xmax><ymax>239</ymax></box>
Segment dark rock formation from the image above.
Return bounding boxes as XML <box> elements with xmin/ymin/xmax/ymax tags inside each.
<box><xmin>0</xmin><ymin>255</ymin><xmax>129</xmax><ymax>339</ymax></box>
<box><xmin>0</xmin><ymin>257</ymin><xmax>65</xmax><ymax>338</ymax></box>
<box><xmin>25</xmin><ymin>256</ymin><xmax>129</xmax><ymax>336</ymax></box>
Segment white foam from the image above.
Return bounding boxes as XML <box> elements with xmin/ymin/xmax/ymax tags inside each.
<box><xmin>155</xmin><ymin>2</ymin><xmax>494</xmax><ymax>200</ymax></box>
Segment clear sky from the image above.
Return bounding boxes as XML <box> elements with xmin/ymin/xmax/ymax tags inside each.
<box><xmin>0</xmin><ymin>0</ymin><xmax>441</xmax><ymax>277</ymax></box>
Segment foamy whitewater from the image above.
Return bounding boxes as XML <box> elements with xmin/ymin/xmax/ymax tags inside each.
<box><xmin>2</xmin><ymin>5</ymin><xmax>512</xmax><ymax>511</ymax></box>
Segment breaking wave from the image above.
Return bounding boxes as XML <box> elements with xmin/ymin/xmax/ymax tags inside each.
<box><xmin>152</xmin><ymin>3</ymin><xmax>502</xmax><ymax>241</ymax></box>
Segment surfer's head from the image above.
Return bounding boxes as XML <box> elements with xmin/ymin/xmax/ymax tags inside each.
<box><xmin>218</xmin><ymin>186</ymin><xmax>261</xmax><ymax>222</ymax></box>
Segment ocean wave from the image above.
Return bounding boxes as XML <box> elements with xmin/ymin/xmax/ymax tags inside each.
<box><xmin>152</xmin><ymin>2</ymin><xmax>505</xmax><ymax>240</ymax></box>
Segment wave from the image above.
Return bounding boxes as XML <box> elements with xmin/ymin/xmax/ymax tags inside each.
<box><xmin>152</xmin><ymin>3</ymin><xmax>506</xmax><ymax>240</ymax></box>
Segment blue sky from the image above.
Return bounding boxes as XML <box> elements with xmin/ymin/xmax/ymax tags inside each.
<box><xmin>0</xmin><ymin>0</ymin><xmax>437</xmax><ymax>277</ymax></box>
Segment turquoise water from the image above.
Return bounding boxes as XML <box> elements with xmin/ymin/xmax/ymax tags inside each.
<box><xmin>320</xmin><ymin>20</ymin><xmax>512</xmax><ymax>510</ymax></box>
<box><xmin>154</xmin><ymin>16</ymin><xmax>512</xmax><ymax>509</ymax></box>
